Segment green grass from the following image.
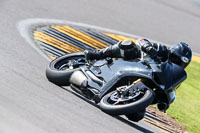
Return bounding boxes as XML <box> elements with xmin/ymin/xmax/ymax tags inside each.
<box><xmin>167</xmin><ymin>61</ymin><xmax>200</xmax><ymax>133</ymax></box>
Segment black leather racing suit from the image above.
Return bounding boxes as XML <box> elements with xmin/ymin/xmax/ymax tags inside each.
<box><xmin>85</xmin><ymin>39</ymin><xmax>169</xmax><ymax>62</ymax></box>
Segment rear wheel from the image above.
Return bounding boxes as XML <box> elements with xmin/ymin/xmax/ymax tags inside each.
<box><xmin>46</xmin><ymin>52</ymin><xmax>86</xmax><ymax>86</ymax></box>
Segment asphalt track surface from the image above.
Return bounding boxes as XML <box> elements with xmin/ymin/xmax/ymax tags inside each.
<box><xmin>1</xmin><ymin>0</ymin><xmax>200</xmax><ymax>133</ymax></box>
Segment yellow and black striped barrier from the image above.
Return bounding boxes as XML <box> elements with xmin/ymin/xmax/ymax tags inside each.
<box><xmin>33</xmin><ymin>25</ymin><xmax>137</xmax><ymax>60</ymax></box>
<box><xmin>33</xmin><ymin>25</ymin><xmax>200</xmax><ymax>63</ymax></box>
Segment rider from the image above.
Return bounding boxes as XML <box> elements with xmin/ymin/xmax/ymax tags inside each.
<box><xmin>85</xmin><ymin>39</ymin><xmax>192</xmax><ymax>69</ymax></box>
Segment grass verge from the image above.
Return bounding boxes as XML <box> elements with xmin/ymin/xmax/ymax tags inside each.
<box><xmin>167</xmin><ymin>61</ymin><xmax>200</xmax><ymax>133</ymax></box>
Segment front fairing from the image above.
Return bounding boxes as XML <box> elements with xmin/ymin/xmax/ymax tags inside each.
<box><xmin>153</xmin><ymin>61</ymin><xmax>186</xmax><ymax>104</ymax></box>
<box><xmin>157</xmin><ymin>61</ymin><xmax>187</xmax><ymax>91</ymax></box>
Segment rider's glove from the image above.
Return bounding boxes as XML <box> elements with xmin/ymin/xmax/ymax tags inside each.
<box><xmin>140</xmin><ymin>39</ymin><xmax>158</xmax><ymax>59</ymax></box>
<box><xmin>146</xmin><ymin>47</ymin><xmax>158</xmax><ymax>59</ymax></box>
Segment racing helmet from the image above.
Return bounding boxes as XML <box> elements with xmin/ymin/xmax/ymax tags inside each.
<box><xmin>168</xmin><ymin>42</ymin><xmax>192</xmax><ymax>68</ymax></box>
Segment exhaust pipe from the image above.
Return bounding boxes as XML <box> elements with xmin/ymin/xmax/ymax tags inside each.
<box><xmin>69</xmin><ymin>71</ymin><xmax>88</xmax><ymax>87</ymax></box>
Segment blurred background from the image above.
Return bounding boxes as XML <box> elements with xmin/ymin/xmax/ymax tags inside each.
<box><xmin>0</xmin><ymin>0</ymin><xmax>200</xmax><ymax>133</ymax></box>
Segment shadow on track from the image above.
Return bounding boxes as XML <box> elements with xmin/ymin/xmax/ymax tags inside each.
<box><xmin>60</xmin><ymin>86</ymin><xmax>154</xmax><ymax>133</ymax></box>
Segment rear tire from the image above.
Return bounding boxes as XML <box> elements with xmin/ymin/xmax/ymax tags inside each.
<box><xmin>46</xmin><ymin>52</ymin><xmax>85</xmax><ymax>86</ymax></box>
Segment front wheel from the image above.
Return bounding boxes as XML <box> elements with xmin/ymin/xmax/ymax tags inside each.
<box><xmin>99</xmin><ymin>89</ymin><xmax>154</xmax><ymax>115</ymax></box>
<box><xmin>46</xmin><ymin>52</ymin><xmax>86</xmax><ymax>86</ymax></box>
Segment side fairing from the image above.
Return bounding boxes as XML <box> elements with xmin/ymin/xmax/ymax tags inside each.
<box><xmin>81</xmin><ymin>59</ymin><xmax>152</xmax><ymax>96</ymax></box>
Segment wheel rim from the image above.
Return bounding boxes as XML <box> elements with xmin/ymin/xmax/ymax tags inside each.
<box><xmin>54</xmin><ymin>56</ymin><xmax>85</xmax><ymax>70</ymax></box>
<box><xmin>105</xmin><ymin>89</ymin><xmax>146</xmax><ymax>106</ymax></box>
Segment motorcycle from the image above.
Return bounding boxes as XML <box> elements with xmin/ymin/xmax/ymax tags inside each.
<box><xmin>46</xmin><ymin>49</ymin><xmax>187</xmax><ymax>122</ymax></box>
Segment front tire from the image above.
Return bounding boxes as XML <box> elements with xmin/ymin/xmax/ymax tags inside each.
<box><xmin>99</xmin><ymin>89</ymin><xmax>154</xmax><ymax>115</ymax></box>
<box><xmin>46</xmin><ymin>52</ymin><xmax>85</xmax><ymax>86</ymax></box>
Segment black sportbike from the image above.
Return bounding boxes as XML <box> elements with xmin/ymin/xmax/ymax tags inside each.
<box><xmin>46</xmin><ymin>52</ymin><xmax>186</xmax><ymax>122</ymax></box>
